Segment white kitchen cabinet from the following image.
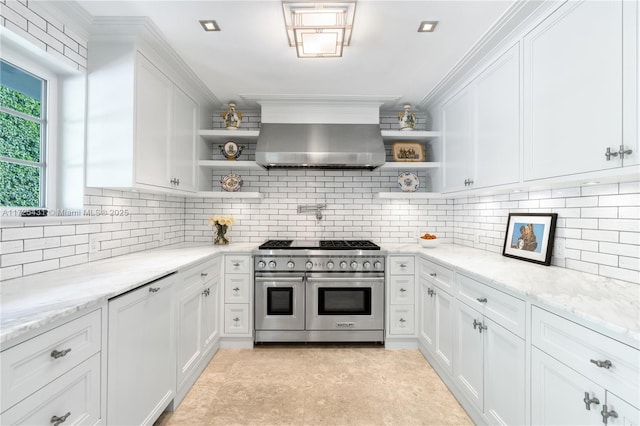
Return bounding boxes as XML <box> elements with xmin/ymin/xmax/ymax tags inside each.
<box><xmin>523</xmin><ymin>0</ymin><xmax>635</xmax><ymax>180</ymax></box>
<box><xmin>87</xmin><ymin>35</ymin><xmax>198</xmax><ymax>193</ymax></box>
<box><xmin>222</xmin><ymin>255</ymin><xmax>252</xmax><ymax>338</ymax></box>
<box><xmin>107</xmin><ymin>274</ymin><xmax>177</xmax><ymax>425</ymax></box>
<box><xmin>531</xmin><ymin>306</ymin><xmax>640</xmax><ymax>425</ymax></box>
<box><xmin>387</xmin><ymin>256</ymin><xmax>416</xmax><ymax>337</ymax></box>
<box><xmin>442</xmin><ymin>43</ymin><xmax>520</xmax><ymax>192</ymax></box>
<box><xmin>453</xmin><ymin>291</ymin><xmax>526</xmax><ymax>425</ymax></box>
<box><xmin>418</xmin><ymin>259</ymin><xmax>454</xmax><ymax>375</ymax></box>
<box><xmin>0</xmin><ymin>308</ymin><xmax>103</xmax><ymax>424</ymax></box>
<box><xmin>176</xmin><ymin>257</ymin><xmax>221</xmax><ymax>401</ymax></box>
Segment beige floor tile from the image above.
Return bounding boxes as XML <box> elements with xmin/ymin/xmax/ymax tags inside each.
<box><xmin>156</xmin><ymin>347</ymin><xmax>471</xmax><ymax>426</ymax></box>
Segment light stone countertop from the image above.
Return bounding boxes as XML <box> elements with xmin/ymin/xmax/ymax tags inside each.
<box><xmin>0</xmin><ymin>243</ymin><xmax>257</xmax><ymax>345</ymax></box>
<box><xmin>384</xmin><ymin>243</ymin><xmax>640</xmax><ymax>349</ymax></box>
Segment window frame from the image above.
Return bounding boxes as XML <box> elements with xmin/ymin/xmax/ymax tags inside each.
<box><xmin>0</xmin><ymin>48</ymin><xmax>58</xmax><ymax>212</ymax></box>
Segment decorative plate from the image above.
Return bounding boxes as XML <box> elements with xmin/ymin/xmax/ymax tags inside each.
<box><xmin>219</xmin><ymin>140</ymin><xmax>244</xmax><ymax>160</ymax></box>
<box><xmin>220</xmin><ymin>173</ymin><xmax>243</xmax><ymax>192</ymax></box>
<box><xmin>397</xmin><ymin>172</ymin><xmax>419</xmax><ymax>192</ymax></box>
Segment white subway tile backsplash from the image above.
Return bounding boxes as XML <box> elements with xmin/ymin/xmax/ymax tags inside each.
<box><xmin>581</xmin><ymin>183</ymin><xmax>619</xmax><ymax>196</ymax></box>
<box><xmin>23</xmin><ymin>259</ymin><xmax>59</xmax><ymax>275</ymax></box>
<box><xmin>599</xmin><ymin>218</ymin><xmax>640</xmax><ymax>232</ymax></box>
<box><xmin>2</xmin><ymin>226</ymin><xmax>44</xmax><ymax>241</ymax></box>
<box><xmin>598</xmin><ymin>264</ymin><xmax>640</xmax><ymax>283</ymax></box>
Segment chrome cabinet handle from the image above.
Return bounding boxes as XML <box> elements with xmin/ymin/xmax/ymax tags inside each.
<box><xmin>201</xmin><ymin>272</ymin><xmax>208</xmax><ymax>277</ymax></box>
<box><xmin>590</xmin><ymin>359</ymin><xmax>612</xmax><ymax>369</ymax></box>
<box><xmin>601</xmin><ymin>405</ymin><xmax>618</xmax><ymax>424</ymax></box>
<box><xmin>233</xmin><ymin>287</ymin><xmax>240</xmax><ymax>292</ymax></box>
<box><xmin>464</xmin><ymin>178</ymin><xmax>474</xmax><ymax>186</ymax></box>
<box><xmin>399</xmin><ymin>263</ymin><xmax>407</xmax><ymax>268</ymax></box>
<box><xmin>148</xmin><ymin>287</ymin><xmax>160</xmax><ymax>293</ymax></box>
<box><xmin>477</xmin><ymin>297</ymin><xmax>487</xmax><ymax>303</ymax></box>
<box><xmin>399</xmin><ymin>318</ymin><xmax>406</xmax><ymax>323</ymax></box>
<box><xmin>605</xmin><ymin>147</ymin><xmax>619</xmax><ymax>161</ymax></box>
<box><xmin>399</xmin><ymin>288</ymin><xmax>407</xmax><ymax>292</ymax></box>
<box><xmin>51</xmin><ymin>348</ymin><xmax>72</xmax><ymax>359</ymax></box>
<box><xmin>472</xmin><ymin>319</ymin><xmax>480</xmax><ymax>330</ymax></box>
<box><xmin>618</xmin><ymin>145</ymin><xmax>633</xmax><ymax>160</ymax></box>
<box><xmin>233</xmin><ymin>317</ymin><xmax>240</xmax><ymax>322</ymax></box>
<box><xmin>233</xmin><ymin>262</ymin><xmax>240</xmax><ymax>267</ymax></box>
<box><xmin>429</xmin><ymin>273</ymin><xmax>437</xmax><ymax>278</ymax></box>
<box><xmin>202</xmin><ymin>288</ymin><xmax>210</xmax><ymax>297</ymax></box>
<box><xmin>427</xmin><ymin>288</ymin><xmax>435</xmax><ymax>297</ymax></box>
<box><xmin>478</xmin><ymin>322</ymin><xmax>487</xmax><ymax>333</ymax></box>
<box><xmin>583</xmin><ymin>392</ymin><xmax>600</xmax><ymax>410</ymax></box>
<box><xmin>51</xmin><ymin>412</ymin><xmax>71</xmax><ymax>426</ymax></box>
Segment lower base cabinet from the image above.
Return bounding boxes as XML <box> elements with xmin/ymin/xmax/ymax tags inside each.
<box><xmin>419</xmin><ymin>278</ymin><xmax>454</xmax><ymax>374</ymax></box>
<box><xmin>107</xmin><ymin>274</ymin><xmax>177</xmax><ymax>425</ymax></box>
<box><xmin>453</xmin><ymin>300</ymin><xmax>525</xmax><ymax>425</ymax></box>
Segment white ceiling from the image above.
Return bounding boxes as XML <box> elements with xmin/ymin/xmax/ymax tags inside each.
<box><xmin>76</xmin><ymin>0</ymin><xmax>515</xmax><ymax>110</ymax></box>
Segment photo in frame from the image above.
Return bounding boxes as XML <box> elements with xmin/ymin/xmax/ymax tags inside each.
<box><xmin>502</xmin><ymin>213</ymin><xmax>558</xmax><ymax>266</ymax></box>
<box><xmin>392</xmin><ymin>142</ymin><xmax>424</xmax><ymax>162</ymax></box>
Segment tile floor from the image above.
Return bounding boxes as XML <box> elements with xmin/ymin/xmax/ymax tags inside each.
<box><xmin>156</xmin><ymin>345</ymin><xmax>472</xmax><ymax>425</ymax></box>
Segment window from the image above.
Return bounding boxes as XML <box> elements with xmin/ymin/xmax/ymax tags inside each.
<box><xmin>0</xmin><ymin>59</ymin><xmax>48</xmax><ymax>208</ymax></box>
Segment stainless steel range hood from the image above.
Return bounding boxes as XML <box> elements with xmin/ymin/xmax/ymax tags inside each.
<box><xmin>255</xmin><ymin>123</ymin><xmax>386</xmax><ymax>170</ymax></box>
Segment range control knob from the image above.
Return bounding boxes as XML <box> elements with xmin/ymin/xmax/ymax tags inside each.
<box><xmin>350</xmin><ymin>261</ymin><xmax>358</xmax><ymax>270</ymax></box>
<box><xmin>258</xmin><ymin>261</ymin><xmax>266</xmax><ymax>269</ymax></box>
<box><xmin>340</xmin><ymin>261</ymin><xmax>348</xmax><ymax>269</ymax></box>
<box><xmin>268</xmin><ymin>261</ymin><xmax>276</xmax><ymax>269</ymax></box>
<box><xmin>373</xmin><ymin>261</ymin><xmax>382</xmax><ymax>269</ymax></box>
<box><xmin>363</xmin><ymin>261</ymin><xmax>371</xmax><ymax>269</ymax></box>
<box><xmin>327</xmin><ymin>261</ymin><xmax>335</xmax><ymax>269</ymax></box>
<box><xmin>287</xmin><ymin>261</ymin><xmax>295</xmax><ymax>269</ymax></box>
<box><xmin>305</xmin><ymin>260</ymin><xmax>313</xmax><ymax>270</ymax></box>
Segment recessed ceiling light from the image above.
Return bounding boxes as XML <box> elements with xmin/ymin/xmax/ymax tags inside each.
<box><xmin>199</xmin><ymin>20</ymin><xmax>220</xmax><ymax>32</ymax></box>
<box><xmin>583</xmin><ymin>181</ymin><xmax>600</xmax><ymax>185</ymax></box>
<box><xmin>418</xmin><ymin>21</ymin><xmax>438</xmax><ymax>32</ymax></box>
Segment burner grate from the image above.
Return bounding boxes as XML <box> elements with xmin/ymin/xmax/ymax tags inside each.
<box><xmin>258</xmin><ymin>240</ymin><xmax>293</xmax><ymax>249</ymax></box>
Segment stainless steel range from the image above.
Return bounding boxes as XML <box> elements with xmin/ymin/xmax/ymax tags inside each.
<box><xmin>253</xmin><ymin>240</ymin><xmax>385</xmax><ymax>343</ymax></box>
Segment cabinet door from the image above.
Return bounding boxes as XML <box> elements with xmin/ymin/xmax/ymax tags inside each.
<box><xmin>135</xmin><ymin>53</ymin><xmax>172</xmax><ymax>189</ymax></box>
<box><xmin>107</xmin><ymin>277</ymin><xmax>176</xmax><ymax>425</ymax></box>
<box><xmin>453</xmin><ymin>300</ymin><xmax>484</xmax><ymax>412</ymax></box>
<box><xmin>475</xmin><ymin>44</ymin><xmax>520</xmax><ymax>188</ymax></box>
<box><xmin>419</xmin><ymin>278</ymin><xmax>436</xmax><ymax>351</ymax></box>
<box><xmin>442</xmin><ymin>85</ymin><xmax>474</xmax><ymax>192</ymax></box>
<box><xmin>607</xmin><ymin>392</ymin><xmax>640</xmax><ymax>426</ymax></box>
<box><xmin>483</xmin><ymin>318</ymin><xmax>525</xmax><ymax>426</ymax></box>
<box><xmin>202</xmin><ymin>276</ymin><xmax>220</xmax><ymax>352</ymax></box>
<box><xmin>176</xmin><ymin>277</ymin><xmax>203</xmax><ymax>388</ymax></box>
<box><xmin>531</xmin><ymin>347</ymin><xmax>602</xmax><ymax>425</ymax></box>
<box><xmin>523</xmin><ymin>0</ymin><xmax>624</xmax><ymax>180</ymax></box>
<box><xmin>434</xmin><ymin>288</ymin><xmax>454</xmax><ymax>376</ymax></box>
<box><xmin>171</xmin><ymin>85</ymin><xmax>197</xmax><ymax>192</ymax></box>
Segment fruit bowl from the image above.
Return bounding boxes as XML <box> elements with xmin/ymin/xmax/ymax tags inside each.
<box><xmin>418</xmin><ymin>234</ymin><xmax>439</xmax><ymax>248</ymax></box>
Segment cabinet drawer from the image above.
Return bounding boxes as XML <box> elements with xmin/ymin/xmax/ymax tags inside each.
<box><xmin>456</xmin><ymin>274</ymin><xmax>525</xmax><ymax>337</ymax></box>
<box><xmin>225</xmin><ymin>255</ymin><xmax>251</xmax><ymax>274</ymax></box>
<box><xmin>224</xmin><ymin>274</ymin><xmax>251</xmax><ymax>304</ymax></box>
<box><xmin>182</xmin><ymin>256</ymin><xmax>221</xmax><ymax>284</ymax></box>
<box><xmin>419</xmin><ymin>258</ymin><xmax>454</xmax><ymax>294</ymax></box>
<box><xmin>224</xmin><ymin>304</ymin><xmax>250</xmax><ymax>334</ymax></box>
<box><xmin>389</xmin><ymin>275</ymin><xmax>415</xmax><ymax>305</ymax></box>
<box><xmin>389</xmin><ymin>256</ymin><xmax>415</xmax><ymax>275</ymax></box>
<box><xmin>389</xmin><ymin>305</ymin><xmax>415</xmax><ymax>335</ymax></box>
<box><xmin>1</xmin><ymin>309</ymin><xmax>102</xmax><ymax>411</ymax></box>
<box><xmin>532</xmin><ymin>306</ymin><xmax>639</xmax><ymax>405</ymax></box>
<box><xmin>0</xmin><ymin>353</ymin><xmax>101</xmax><ymax>424</ymax></box>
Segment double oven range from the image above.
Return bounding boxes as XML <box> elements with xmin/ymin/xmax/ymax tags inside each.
<box><xmin>253</xmin><ymin>240</ymin><xmax>385</xmax><ymax>343</ymax></box>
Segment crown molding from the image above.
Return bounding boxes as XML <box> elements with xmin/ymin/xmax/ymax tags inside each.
<box><xmin>29</xmin><ymin>0</ymin><xmax>92</xmax><ymax>41</ymax></box>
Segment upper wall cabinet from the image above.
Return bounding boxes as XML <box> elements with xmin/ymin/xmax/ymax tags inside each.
<box><xmin>86</xmin><ymin>21</ymin><xmax>202</xmax><ymax>194</ymax></box>
<box><xmin>442</xmin><ymin>44</ymin><xmax>520</xmax><ymax>192</ymax></box>
<box><xmin>523</xmin><ymin>0</ymin><xmax>637</xmax><ymax>180</ymax></box>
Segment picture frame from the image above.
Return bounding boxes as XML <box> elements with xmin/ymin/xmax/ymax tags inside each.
<box><xmin>392</xmin><ymin>142</ymin><xmax>424</xmax><ymax>162</ymax></box>
<box><xmin>502</xmin><ymin>213</ymin><xmax>558</xmax><ymax>266</ymax></box>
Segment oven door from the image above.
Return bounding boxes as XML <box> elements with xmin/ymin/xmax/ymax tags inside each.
<box><xmin>306</xmin><ymin>274</ymin><xmax>384</xmax><ymax>331</ymax></box>
<box><xmin>255</xmin><ymin>275</ymin><xmax>305</xmax><ymax>330</ymax></box>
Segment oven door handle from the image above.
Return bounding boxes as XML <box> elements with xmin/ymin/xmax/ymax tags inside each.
<box><xmin>255</xmin><ymin>276</ymin><xmax>304</xmax><ymax>283</ymax></box>
<box><xmin>305</xmin><ymin>277</ymin><xmax>385</xmax><ymax>282</ymax></box>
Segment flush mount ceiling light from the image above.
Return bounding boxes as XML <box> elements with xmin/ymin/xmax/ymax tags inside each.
<box><xmin>199</xmin><ymin>20</ymin><xmax>220</xmax><ymax>32</ymax></box>
<box><xmin>418</xmin><ymin>20</ymin><xmax>438</xmax><ymax>32</ymax></box>
<box><xmin>283</xmin><ymin>1</ymin><xmax>356</xmax><ymax>58</ymax></box>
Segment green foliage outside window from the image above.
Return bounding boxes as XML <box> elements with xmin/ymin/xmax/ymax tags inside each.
<box><xmin>0</xmin><ymin>85</ymin><xmax>43</xmax><ymax>207</ymax></box>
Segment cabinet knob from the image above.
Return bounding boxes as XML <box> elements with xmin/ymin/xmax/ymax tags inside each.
<box><xmin>148</xmin><ymin>287</ymin><xmax>160</xmax><ymax>293</ymax></box>
<box><xmin>399</xmin><ymin>288</ymin><xmax>407</xmax><ymax>293</ymax></box>
<box><xmin>583</xmin><ymin>392</ymin><xmax>600</xmax><ymax>410</ymax></box>
<box><xmin>399</xmin><ymin>263</ymin><xmax>407</xmax><ymax>268</ymax></box>
<box><xmin>233</xmin><ymin>317</ymin><xmax>240</xmax><ymax>322</ymax></box>
<box><xmin>399</xmin><ymin>318</ymin><xmax>406</xmax><ymax>323</ymax></box>
<box><xmin>605</xmin><ymin>147</ymin><xmax>619</xmax><ymax>161</ymax></box>
<box><xmin>472</xmin><ymin>319</ymin><xmax>480</xmax><ymax>330</ymax></box>
<box><xmin>478</xmin><ymin>322</ymin><xmax>487</xmax><ymax>333</ymax></box>
<box><xmin>233</xmin><ymin>262</ymin><xmax>240</xmax><ymax>267</ymax></box>
<box><xmin>202</xmin><ymin>288</ymin><xmax>210</xmax><ymax>297</ymax></box>
<box><xmin>618</xmin><ymin>145</ymin><xmax>633</xmax><ymax>160</ymax></box>
<box><xmin>51</xmin><ymin>412</ymin><xmax>71</xmax><ymax>426</ymax></box>
<box><xmin>429</xmin><ymin>273</ymin><xmax>437</xmax><ymax>278</ymax></box>
<box><xmin>233</xmin><ymin>287</ymin><xmax>240</xmax><ymax>292</ymax></box>
<box><xmin>476</xmin><ymin>297</ymin><xmax>487</xmax><ymax>303</ymax></box>
<box><xmin>464</xmin><ymin>178</ymin><xmax>474</xmax><ymax>186</ymax></box>
<box><xmin>427</xmin><ymin>288</ymin><xmax>435</xmax><ymax>297</ymax></box>
<box><xmin>51</xmin><ymin>348</ymin><xmax>72</xmax><ymax>359</ymax></box>
<box><xmin>590</xmin><ymin>359</ymin><xmax>612</xmax><ymax>369</ymax></box>
<box><xmin>201</xmin><ymin>272</ymin><xmax>209</xmax><ymax>277</ymax></box>
<box><xmin>601</xmin><ymin>405</ymin><xmax>618</xmax><ymax>424</ymax></box>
